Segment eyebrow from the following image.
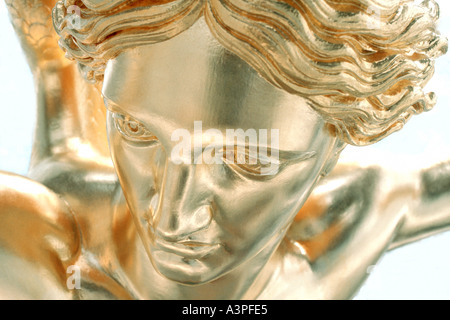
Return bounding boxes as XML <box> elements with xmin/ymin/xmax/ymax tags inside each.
<box><xmin>277</xmin><ymin>150</ymin><xmax>317</xmax><ymax>163</ymax></box>
<box><xmin>103</xmin><ymin>96</ymin><xmax>125</xmax><ymax>114</ymax></box>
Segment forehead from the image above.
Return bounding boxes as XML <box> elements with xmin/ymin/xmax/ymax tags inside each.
<box><xmin>102</xmin><ymin>18</ymin><xmax>329</xmax><ymax>151</ymax></box>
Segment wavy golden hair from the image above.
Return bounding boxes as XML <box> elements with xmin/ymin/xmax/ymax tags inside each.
<box><xmin>52</xmin><ymin>0</ymin><xmax>447</xmax><ymax>146</ymax></box>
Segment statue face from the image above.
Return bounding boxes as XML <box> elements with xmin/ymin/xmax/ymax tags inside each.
<box><xmin>102</xmin><ymin>18</ymin><xmax>339</xmax><ymax>285</ymax></box>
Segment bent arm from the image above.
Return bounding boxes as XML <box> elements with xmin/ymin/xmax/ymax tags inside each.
<box><xmin>0</xmin><ymin>171</ymin><xmax>81</xmax><ymax>299</ymax></box>
<box><xmin>0</xmin><ymin>171</ymin><xmax>136</xmax><ymax>299</ymax></box>
<box><xmin>4</xmin><ymin>0</ymin><xmax>111</xmax><ymax>174</ymax></box>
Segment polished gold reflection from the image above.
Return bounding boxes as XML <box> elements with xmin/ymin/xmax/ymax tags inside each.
<box><xmin>0</xmin><ymin>0</ymin><xmax>448</xmax><ymax>299</ymax></box>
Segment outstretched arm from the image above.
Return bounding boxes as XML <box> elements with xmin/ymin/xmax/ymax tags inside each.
<box><xmin>390</xmin><ymin>160</ymin><xmax>450</xmax><ymax>248</ymax></box>
<box><xmin>281</xmin><ymin>160</ymin><xmax>450</xmax><ymax>299</ymax></box>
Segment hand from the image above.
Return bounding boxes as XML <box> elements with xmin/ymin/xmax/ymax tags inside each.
<box><xmin>5</xmin><ymin>0</ymin><xmax>68</xmax><ymax>71</ymax></box>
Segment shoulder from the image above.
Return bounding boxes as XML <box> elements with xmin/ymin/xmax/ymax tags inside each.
<box><xmin>287</xmin><ymin>164</ymin><xmax>382</xmax><ymax>261</ymax></box>
<box><xmin>274</xmin><ymin>164</ymin><xmax>408</xmax><ymax>299</ymax></box>
<box><xmin>292</xmin><ymin>164</ymin><xmax>382</xmax><ymax>234</ymax></box>
<box><xmin>0</xmin><ymin>171</ymin><xmax>81</xmax><ymax>299</ymax></box>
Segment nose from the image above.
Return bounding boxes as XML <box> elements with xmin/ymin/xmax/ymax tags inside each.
<box><xmin>153</xmin><ymin>161</ymin><xmax>213</xmax><ymax>241</ymax></box>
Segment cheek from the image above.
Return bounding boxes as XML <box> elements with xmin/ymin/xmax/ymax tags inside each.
<box><xmin>279</xmin><ymin>160</ymin><xmax>325</xmax><ymax>207</ymax></box>
<box><xmin>214</xmin><ymin>158</ymin><xmax>324</xmax><ymax>242</ymax></box>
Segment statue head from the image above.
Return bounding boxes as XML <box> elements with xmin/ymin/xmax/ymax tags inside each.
<box><xmin>53</xmin><ymin>0</ymin><xmax>447</xmax><ymax>284</ymax></box>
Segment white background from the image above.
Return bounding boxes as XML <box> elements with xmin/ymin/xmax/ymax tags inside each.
<box><xmin>0</xmin><ymin>1</ymin><xmax>449</xmax><ymax>299</ymax></box>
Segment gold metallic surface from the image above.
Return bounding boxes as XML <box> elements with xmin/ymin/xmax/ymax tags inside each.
<box><xmin>0</xmin><ymin>0</ymin><xmax>448</xmax><ymax>299</ymax></box>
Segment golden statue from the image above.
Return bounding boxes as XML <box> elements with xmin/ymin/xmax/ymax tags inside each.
<box><xmin>0</xmin><ymin>0</ymin><xmax>448</xmax><ymax>299</ymax></box>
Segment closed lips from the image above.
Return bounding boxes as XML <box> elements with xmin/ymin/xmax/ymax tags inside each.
<box><xmin>155</xmin><ymin>239</ymin><xmax>220</xmax><ymax>259</ymax></box>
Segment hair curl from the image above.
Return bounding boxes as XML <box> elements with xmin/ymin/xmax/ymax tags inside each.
<box><xmin>52</xmin><ymin>0</ymin><xmax>447</xmax><ymax>146</ymax></box>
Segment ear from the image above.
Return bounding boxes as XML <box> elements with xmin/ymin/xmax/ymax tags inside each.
<box><xmin>321</xmin><ymin>138</ymin><xmax>346</xmax><ymax>178</ymax></box>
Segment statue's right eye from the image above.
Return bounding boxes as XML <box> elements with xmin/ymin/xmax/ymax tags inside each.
<box><xmin>112</xmin><ymin>113</ymin><xmax>159</xmax><ymax>145</ymax></box>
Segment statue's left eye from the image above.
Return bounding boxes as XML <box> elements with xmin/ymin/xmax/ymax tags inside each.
<box><xmin>221</xmin><ymin>146</ymin><xmax>280</xmax><ymax>177</ymax></box>
<box><xmin>112</xmin><ymin>113</ymin><xmax>158</xmax><ymax>144</ymax></box>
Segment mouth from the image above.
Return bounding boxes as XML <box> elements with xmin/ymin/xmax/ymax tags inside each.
<box><xmin>154</xmin><ymin>238</ymin><xmax>220</xmax><ymax>260</ymax></box>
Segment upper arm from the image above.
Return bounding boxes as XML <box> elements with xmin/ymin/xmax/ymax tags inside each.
<box><xmin>0</xmin><ymin>171</ymin><xmax>81</xmax><ymax>299</ymax></box>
